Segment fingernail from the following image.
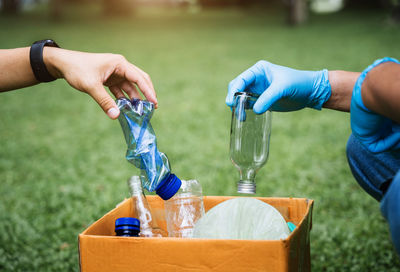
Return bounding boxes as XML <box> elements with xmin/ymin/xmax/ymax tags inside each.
<box><xmin>107</xmin><ymin>107</ymin><xmax>119</xmax><ymax>119</ymax></box>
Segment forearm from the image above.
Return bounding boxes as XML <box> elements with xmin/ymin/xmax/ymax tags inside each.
<box><xmin>362</xmin><ymin>62</ymin><xmax>400</xmax><ymax>124</ymax></box>
<box><xmin>0</xmin><ymin>47</ymin><xmax>63</xmax><ymax>92</ymax></box>
<box><xmin>0</xmin><ymin>45</ymin><xmax>157</xmax><ymax>119</ymax></box>
<box><xmin>323</xmin><ymin>70</ymin><xmax>360</xmax><ymax>112</ymax></box>
<box><xmin>0</xmin><ymin>47</ymin><xmax>39</xmax><ymax>91</ymax></box>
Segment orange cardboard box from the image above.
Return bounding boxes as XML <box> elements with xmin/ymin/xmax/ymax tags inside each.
<box><xmin>79</xmin><ymin>196</ymin><xmax>313</xmax><ymax>272</ymax></box>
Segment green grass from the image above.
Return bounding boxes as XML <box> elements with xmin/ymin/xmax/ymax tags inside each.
<box><xmin>1</xmin><ymin>4</ymin><xmax>400</xmax><ymax>271</ymax></box>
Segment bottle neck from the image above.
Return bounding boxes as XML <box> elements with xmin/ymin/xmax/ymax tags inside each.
<box><xmin>239</xmin><ymin>168</ymin><xmax>256</xmax><ymax>182</ymax></box>
<box><xmin>129</xmin><ymin>180</ymin><xmax>143</xmax><ymax>196</ymax></box>
<box><xmin>238</xmin><ymin>169</ymin><xmax>256</xmax><ymax>194</ymax></box>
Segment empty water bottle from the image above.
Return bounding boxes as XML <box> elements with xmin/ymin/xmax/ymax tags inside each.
<box><xmin>117</xmin><ymin>98</ymin><xmax>181</xmax><ymax>200</ymax></box>
<box><xmin>115</xmin><ymin>217</ymin><xmax>140</xmax><ymax>237</ymax></box>
<box><xmin>230</xmin><ymin>92</ymin><xmax>272</xmax><ymax>194</ymax></box>
<box><xmin>165</xmin><ymin>179</ymin><xmax>205</xmax><ymax>238</ymax></box>
<box><xmin>128</xmin><ymin>176</ymin><xmax>167</xmax><ymax>237</ymax></box>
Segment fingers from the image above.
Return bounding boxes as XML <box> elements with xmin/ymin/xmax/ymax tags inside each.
<box><xmin>132</xmin><ymin>64</ymin><xmax>155</xmax><ymax>93</ymax></box>
<box><xmin>88</xmin><ymin>84</ymin><xmax>120</xmax><ymax>119</ymax></box>
<box><xmin>119</xmin><ymin>81</ymin><xmax>141</xmax><ymax>100</ymax></box>
<box><xmin>226</xmin><ymin>68</ymin><xmax>257</xmax><ymax>107</ymax></box>
<box><xmin>109</xmin><ymin>86</ymin><xmax>126</xmax><ymax>100</ymax></box>
<box><xmin>253</xmin><ymin>82</ymin><xmax>282</xmax><ymax>114</ymax></box>
<box><xmin>109</xmin><ymin>81</ymin><xmax>142</xmax><ymax>102</ymax></box>
<box><xmin>124</xmin><ymin>63</ymin><xmax>158</xmax><ymax>108</ymax></box>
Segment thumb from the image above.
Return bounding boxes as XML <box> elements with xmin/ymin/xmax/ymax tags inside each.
<box><xmin>88</xmin><ymin>84</ymin><xmax>120</xmax><ymax>119</ymax></box>
<box><xmin>253</xmin><ymin>82</ymin><xmax>282</xmax><ymax>114</ymax></box>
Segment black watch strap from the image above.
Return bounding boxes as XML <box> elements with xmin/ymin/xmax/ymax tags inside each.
<box><xmin>30</xmin><ymin>39</ymin><xmax>60</xmax><ymax>82</ymax></box>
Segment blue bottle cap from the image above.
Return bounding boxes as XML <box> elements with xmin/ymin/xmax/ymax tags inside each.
<box><xmin>115</xmin><ymin>217</ymin><xmax>140</xmax><ymax>231</ymax></box>
<box><xmin>156</xmin><ymin>173</ymin><xmax>182</xmax><ymax>200</ymax></box>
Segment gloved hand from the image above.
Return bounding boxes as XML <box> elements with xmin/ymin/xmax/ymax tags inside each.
<box><xmin>350</xmin><ymin>58</ymin><xmax>400</xmax><ymax>153</ymax></box>
<box><xmin>226</xmin><ymin>60</ymin><xmax>332</xmax><ymax>114</ymax></box>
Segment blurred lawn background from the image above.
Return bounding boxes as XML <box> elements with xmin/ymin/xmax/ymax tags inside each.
<box><xmin>1</xmin><ymin>0</ymin><xmax>400</xmax><ymax>271</ymax></box>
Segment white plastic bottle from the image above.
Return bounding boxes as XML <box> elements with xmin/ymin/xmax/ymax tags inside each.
<box><xmin>164</xmin><ymin>179</ymin><xmax>205</xmax><ymax>238</ymax></box>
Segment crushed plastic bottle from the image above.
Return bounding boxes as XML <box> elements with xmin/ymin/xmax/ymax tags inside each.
<box><xmin>165</xmin><ymin>179</ymin><xmax>205</xmax><ymax>238</ymax></box>
<box><xmin>193</xmin><ymin>198</ymin><xmax>290</xmax><ymax>240</ymax></box>
<box><xmin>117</xmin><ymin>98</ymin><xmax>181</xmax><ymax>200</ymax></box>
<box><xmin>128</xmin><ymin>176</ymin><xmax>167</xmax><ymax>237</ymax></box>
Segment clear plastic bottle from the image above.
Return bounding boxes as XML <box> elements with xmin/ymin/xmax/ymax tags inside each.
<box><xmin>128</xmin><ymin>176</ymin><xmax>167</xmax><ymax>237</ymax></box>
<box><xmin>164</xmin><ymin>179</ymin><xmax>205</xmax><ymax>238</ymax></box>
<box><xmin>117</xmin><ymin>98</ymin><xmax>181</xmax><ymax>200</ymax></box>
<box><xmin>230</xmin><ymin>92</ymin><xmax>272</xmax><ymax>194</ymax></box>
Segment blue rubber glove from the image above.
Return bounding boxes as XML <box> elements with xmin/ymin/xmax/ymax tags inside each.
<box><xmin>350</xmin><ymin>58</ymin><xmax>400</xmax><ymax>153</ymax></box>
<box><xmin>226</xmin><ymin>60</ymin><xmax>332</xmax><ymax>114</ymax></box>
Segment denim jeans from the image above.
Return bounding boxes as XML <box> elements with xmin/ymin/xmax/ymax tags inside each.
<box><xmin>347</xmin><ymin>134</ymin><xmax>400</xmax><ymax>256</ymax></box>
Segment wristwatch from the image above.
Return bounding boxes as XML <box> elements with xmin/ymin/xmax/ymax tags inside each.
<box><xmin>30</xmin><ymin>39</ymin><xmax>60</xmax><ymax>82</ymax></box>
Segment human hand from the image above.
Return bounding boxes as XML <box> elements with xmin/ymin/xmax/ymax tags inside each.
<box><xmin>350</xmin><ymin>58</ymin><xmax>400</xmax><ymax>153</ymax></box>
<box><xmin>226</xmin><ymin>60</ymin><xmax>331</xmax><ymax>114</ymax></box>
<box><xmin>44</xmin><ymin>47</ymin><xmax>157</xmax><ymax>119</ymax></box>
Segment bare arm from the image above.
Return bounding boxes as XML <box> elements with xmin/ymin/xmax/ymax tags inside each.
<box><xmin>0</xmin><ymin>47</ymin><xmax>37</xmax><ymax>91</ymax></box>
<box><xmin>323</xmin><ymin>63</ymin><xmax>400</xmax><ymax>121</ymax></box>
<box><xmin>0</xmin><ymin>47</ymin><xmax>158</xmax><ymax>119</ymax></box>
<box><xmin>323</xmin><ymin>70</ymin><xmax>360</xmax><ymax>112</ymax></box>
